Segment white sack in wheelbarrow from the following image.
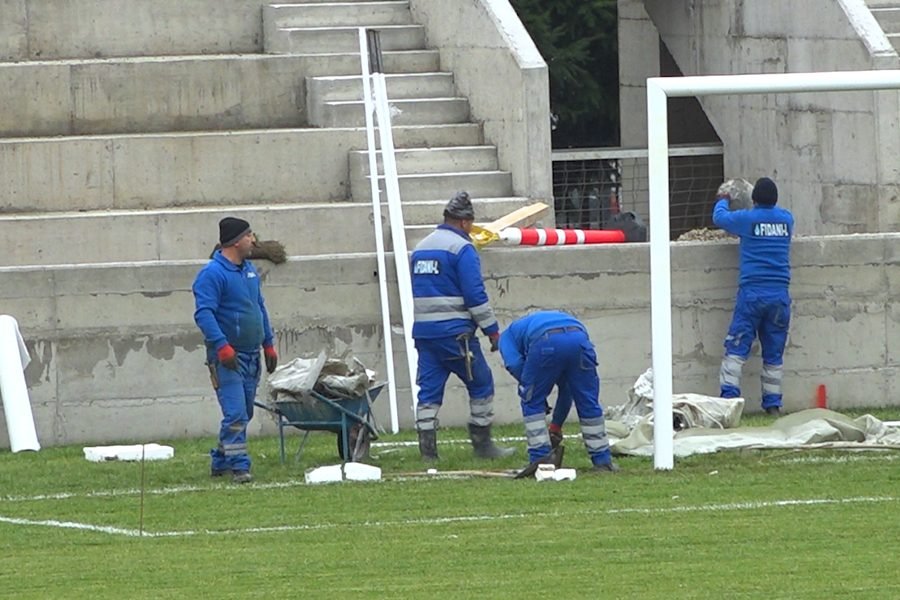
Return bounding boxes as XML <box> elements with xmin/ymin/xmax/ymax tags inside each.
<box><xmin>267</xmin><ymin>351</ymin><xmax>327</xmax><ymax>395</ymax></box>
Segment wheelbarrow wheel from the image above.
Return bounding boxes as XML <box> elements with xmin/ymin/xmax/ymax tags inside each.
<box><xmin>337</xmin><ymin>423</ymin><xmax>371</xmax><ymax>461</ymax></box>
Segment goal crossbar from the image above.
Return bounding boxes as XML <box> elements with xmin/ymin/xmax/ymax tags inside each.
<box><xmin>646</xmin><ymin>69</ymin><xmax>900</xmax><ymax>470</ymax></box>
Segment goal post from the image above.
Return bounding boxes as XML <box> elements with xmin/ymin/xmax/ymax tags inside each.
<box><xmin>646</xmin><ymin>69</ymin><xmax>900</xmax><ymax>470</ymax></box>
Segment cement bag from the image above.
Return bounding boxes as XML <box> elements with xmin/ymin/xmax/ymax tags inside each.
<box><xmin>267</xmin><ymin>351</ymin><xmax>326</xmax><ymax>396</ymax></box>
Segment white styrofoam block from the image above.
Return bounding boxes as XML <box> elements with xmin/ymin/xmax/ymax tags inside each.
<box><xmin>553</xmin><ymin>468</ymin><xmax>577</xmax><ymax>481</ymax></box>
<box><xmin>83</xmin><ymin>444</ymin><xmax>174</xmax><ymax>462</ymax></box>
<box><xmin>534</xmin><ymin>463</ymin><xmax>556</xmax><ymax>481</ymax></box>
<box><xmin>343</xmin><ymin>462</ymin><xmax>382</xmax><ymax>481</ymax></box>
<box><xmin>304</xmin><ymin>464</ymin><xmax>343</xmax><ymax>484</ymax></box>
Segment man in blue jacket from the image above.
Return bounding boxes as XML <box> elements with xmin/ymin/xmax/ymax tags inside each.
<box><xmin>498</xmin><ymin>310</ymin><xmax>618</xmax><ymax>477</ymax></box>
<box><xmin>713</xmin><ymin>177</ymin><xmax>794</xmax><ymax>415</ymax></box>
<box><xmin>410</xmin><ymin>192</ymin><xmax>514</xmax><ymax>461</ymax></box>
<box><xmin>192</xmin><ymin>217</ymin><xmax>278</xmax><ymax>483</ymax></box>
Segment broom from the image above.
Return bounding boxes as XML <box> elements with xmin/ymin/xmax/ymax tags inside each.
<box><xmin>209</xmin><ymin>239</ymin><xmax>287</xmax><ymax>264</ymax></box>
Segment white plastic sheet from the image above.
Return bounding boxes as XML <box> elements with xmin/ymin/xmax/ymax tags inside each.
<box><xmin>0</xmin><ymin>315</ymin><xmax>40</xmax><ymax>452</ymax></box>
<box><xmin>267</xmin><ymin>351</ymin><xmax>326</xmax><ymax>395</ymax></box>
<box><xmin>611</xmin><ymin>409</ymin><xmax>900</xmax><ymax>457</ymax></box>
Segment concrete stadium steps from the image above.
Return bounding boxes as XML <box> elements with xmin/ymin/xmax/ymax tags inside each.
<box><xmin>872</xmin><ymin>6</ymin><xmax>900</xmax><ymax>29</ymax></box>
<box><xmin>266</xmin><ymin>24</ymin><xmax>425</xmax><ymax>55</ymax></box>
<box><xmin>350</xmin><ymin>170</ymin><xmax>514</xmax><ymax>203</ymax></box>
<box><xmin>0</xmin><ymin>51</ymin><xmax>441</xmax><ymax>137</ymax></box>
<box><xmin>311</xmin><ymin>97</ymin><xmax>470</xmax><ymax>127</ymax></box>
<box><xmin>308</xmin><ymin>72</ymin><xmax>456</xmax><ymax>103</ymax></box>
<box><xmin>264</xmin><ymin>1</ymin><xmax>413</xmax><ymax>28</ymax></box>
<box><xmin>0</xmin><ymin>124</ymin><xmax>484</xmax><ymax>213</ymax></box>
<box><xmin>0</xmin><ymin>197</ymin><xmax>533</xmax><ymax>265</ymax></box>
<box><xmin>871</xmin><ymin>2</ymin><xmax>900</xmax><ymax>51</ymax></box>
<box><xmin>348</xmin><ymin>146</ymin><xmax>500</xmax><ymax>179</ymax></box>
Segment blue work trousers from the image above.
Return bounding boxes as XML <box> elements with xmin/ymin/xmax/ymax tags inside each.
<box><xmin>415</xmin><ymin>334</ymin><xmax>494</xmax><ymax>406</ymax></box>
<box><xmin>210</xmin><ymin>350</ymin><xmax>261</xmax><ymax>472</ymax></box>
<box><xmin>519</xmin><ymin>329</ymin><xmax>610</xmax><ymax>465</ymax></box>
<box><xmin>720</xmin><ymin>287</ymin><xmax>791</xmax><ymax>409</ymax></box>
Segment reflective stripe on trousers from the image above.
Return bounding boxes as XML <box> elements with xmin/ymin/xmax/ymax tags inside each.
<box><xmin>416</xmin><ymin>403</ymin><xmax>440</xmax><ymax>431</ymax></box>
<box><xmin>468</xmin><ymin>395</ymin><xmax>494</xmax><ymax>427</ymax></box>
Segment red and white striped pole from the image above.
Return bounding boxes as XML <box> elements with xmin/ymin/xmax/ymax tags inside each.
<box><xmin>499</xmin><ymin>228</ymin><xmax>626</xmax><ymax>246</ymax></box>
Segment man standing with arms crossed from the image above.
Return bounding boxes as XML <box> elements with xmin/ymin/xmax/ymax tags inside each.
<box><xmin>410</xmin><ymin>192</ymin><xmax>514</xmax><ymax>461</ymax></box>
<box><xmin>713</xmin><ymin>177</ymin><xmax>794</xmax><ymax>415</ymax></box>
<box><xmin>193</xmin><ymin>217</ymin><xmax>279</xmax><ymax>483</ymax></box>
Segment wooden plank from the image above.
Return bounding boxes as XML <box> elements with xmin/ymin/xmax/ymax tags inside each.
<box><xmin>477</xmin><ymin>201</ymin><xmax>550</xmax><ymax>233</ymax></box>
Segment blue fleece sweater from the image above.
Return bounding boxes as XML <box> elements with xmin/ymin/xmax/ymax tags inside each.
<box><xmin>713</xmin><ymin>199</ymin><xmax>794</xmax><ymax>288</ymax></box>
<box><xmin>192</xmin><ymin>251</ymin><xmax>274</xmax><ymax>355</ymax></box>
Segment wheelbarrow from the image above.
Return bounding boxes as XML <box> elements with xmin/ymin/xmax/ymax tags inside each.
<box><xmin>255</xmin><ymin>382</ymin><xmax>384</xmax><ymax>464</ymax></box>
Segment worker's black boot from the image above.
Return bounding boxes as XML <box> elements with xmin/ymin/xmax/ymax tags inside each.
<box><xmin>468</xmin><ymin>423</ymin><xmax>515</xmax><ymax>459</ymax></box>
<box><xmin>417</xmin><ymin>429</ymin><xmax>439</xmax><ymax>461</ymax></box>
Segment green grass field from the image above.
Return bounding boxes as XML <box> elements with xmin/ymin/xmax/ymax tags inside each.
<box><xmin>2</xmin><ymin>411</ymin><xmax>900</xmax><ymax>599</ymax></box>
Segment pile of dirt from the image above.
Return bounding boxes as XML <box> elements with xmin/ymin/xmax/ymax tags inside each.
<box><xmin>676</xmin><ymin>228</ymin><xmax>733</xmax><ymax>242</ymax></box>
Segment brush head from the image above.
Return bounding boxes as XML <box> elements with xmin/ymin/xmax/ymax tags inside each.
<box><xmin>249</xmin><ymin>239</ymin><xmax>287</xmax><ymax>264</ymax></box>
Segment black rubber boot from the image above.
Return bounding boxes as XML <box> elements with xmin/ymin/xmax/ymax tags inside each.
<box><xmin>468</xmin><ymin>423</ymin><xmax>515</xmax><ymax>459</ymax></box>
<box><xmin>417</xmin><ymin>429</ymin><xmax>439</xmax><ymax>461</ymax></box>
<box><xmin>591</xmin><ymin>461</ymin><xmax>620</xmax><ymax>474</ymax></box>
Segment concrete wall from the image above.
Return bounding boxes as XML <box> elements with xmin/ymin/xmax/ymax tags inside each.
<box><xmin>408</xmin><ymin>0</ymin><xmax>553</xmax><ymax>205</ymax></box>
<box><xmin>619</xmin><ymin>0</ymin><xmax>900</xmax><ymax>235</ymax></box>
<box><xmin>0</xmin><ymin>0</ymin><xmax>266</xmax><ymax>60</ymax></box>
<box><xmin>2</xmin><ymin>234</ymin><xmax>898</xmax><ymax>448</ymax></box>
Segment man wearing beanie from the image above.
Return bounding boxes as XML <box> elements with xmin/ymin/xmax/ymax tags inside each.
<box><xmin>713</xmin><ymin>177</ymin><xmax>794</xmax><ymax>416</ymax></box>
<box><xmin>192</xmin><ymin>217</ymin><xmax>278</xmax><ymax>483</ymax></box>
<box><xmin>409</xmin><ymin>191</ymin><xmax>514</xmax><ymax>461</ymax></box>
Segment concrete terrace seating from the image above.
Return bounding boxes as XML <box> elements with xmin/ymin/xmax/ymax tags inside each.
<box><xmin>0</xmin><ymin>0</ymin><xmax>529</xmax><ymax>267</ymax></box>
<box><xmin>0</xmin><ymin>0</ymin><xmax>550</xmax><ymax>446</ymax></box>
<box><xmin>869</xmin><ymin>0</ymin><xmax>900</xmax><ymax>52</ymax></box>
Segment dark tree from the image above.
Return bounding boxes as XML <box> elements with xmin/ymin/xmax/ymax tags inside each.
<box><xmin>510</xmin><ymin>0</ymin><xmax>619</xmax><ymax>148</ymax></box>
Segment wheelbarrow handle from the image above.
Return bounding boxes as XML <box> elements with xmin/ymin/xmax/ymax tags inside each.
<box><xmin>254</xmin><ymin>400</ymin><xmax>283</xmax><ymax>417</ymax></box>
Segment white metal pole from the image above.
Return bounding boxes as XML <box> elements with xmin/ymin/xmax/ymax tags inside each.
<box><xmin>653</xmin><ymin>69</ymin><xmax>900</xmax><ymax>97</ymax></box>
<box><xmin>646</xmin><ymin>82</ymin><xmax>674</xmax><ymax>470</ymax></box>
<box><xmin>371</xmin><ymin>67</ymin><xmax>420</xmax><ymax>418</ymax></box>
<box><xmin>358</xmin><ymin>28</ymin><xmax>399</xmax><ymax>433</ymax></box>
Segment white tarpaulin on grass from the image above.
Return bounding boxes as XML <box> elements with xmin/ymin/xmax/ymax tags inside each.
<box><xmin>605</xmin><ymin>368</ymin><xmax>900</xmax><ymax>457</ymax></box>
<box><xmin>610</xmin><ymin>408</ymin><xmax>900</xmax><ymax>457</ymax></box>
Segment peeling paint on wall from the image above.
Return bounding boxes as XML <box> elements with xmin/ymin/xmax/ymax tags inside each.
<box><xmin>23</xmin><ymin>340</ymin><xmax>53</xmax><ymax>386</ymax></box>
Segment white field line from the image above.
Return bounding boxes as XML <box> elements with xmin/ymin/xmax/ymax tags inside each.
<box><xmin>0</xmin><ymin>495</ymin><xmax>895</xmax><ymax>539</ymax></box>
<box><xmin>779</xmin><ymin>453</ymin><xmax>900</xmax><ymax>464</ymax></box>
<box><xmin>0</xmin><ymin>479</ymin><xmax>309</xmax><ymax>503</ymax></box>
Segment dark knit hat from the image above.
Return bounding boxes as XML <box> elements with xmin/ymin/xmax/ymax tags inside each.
<box><xmin>752</xmin><ymin>177</ymin><xmax>778</xmax><ymax>206</ymax></box>
<box><xmin>219</xmin><ymin>217</ymin><xmax>252</xmax><ymax>246</ymax></box>
<box><xmin>443</xmin><ymin>191</ymin><xmax>475</xmax><ymax>220</ymax></box>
